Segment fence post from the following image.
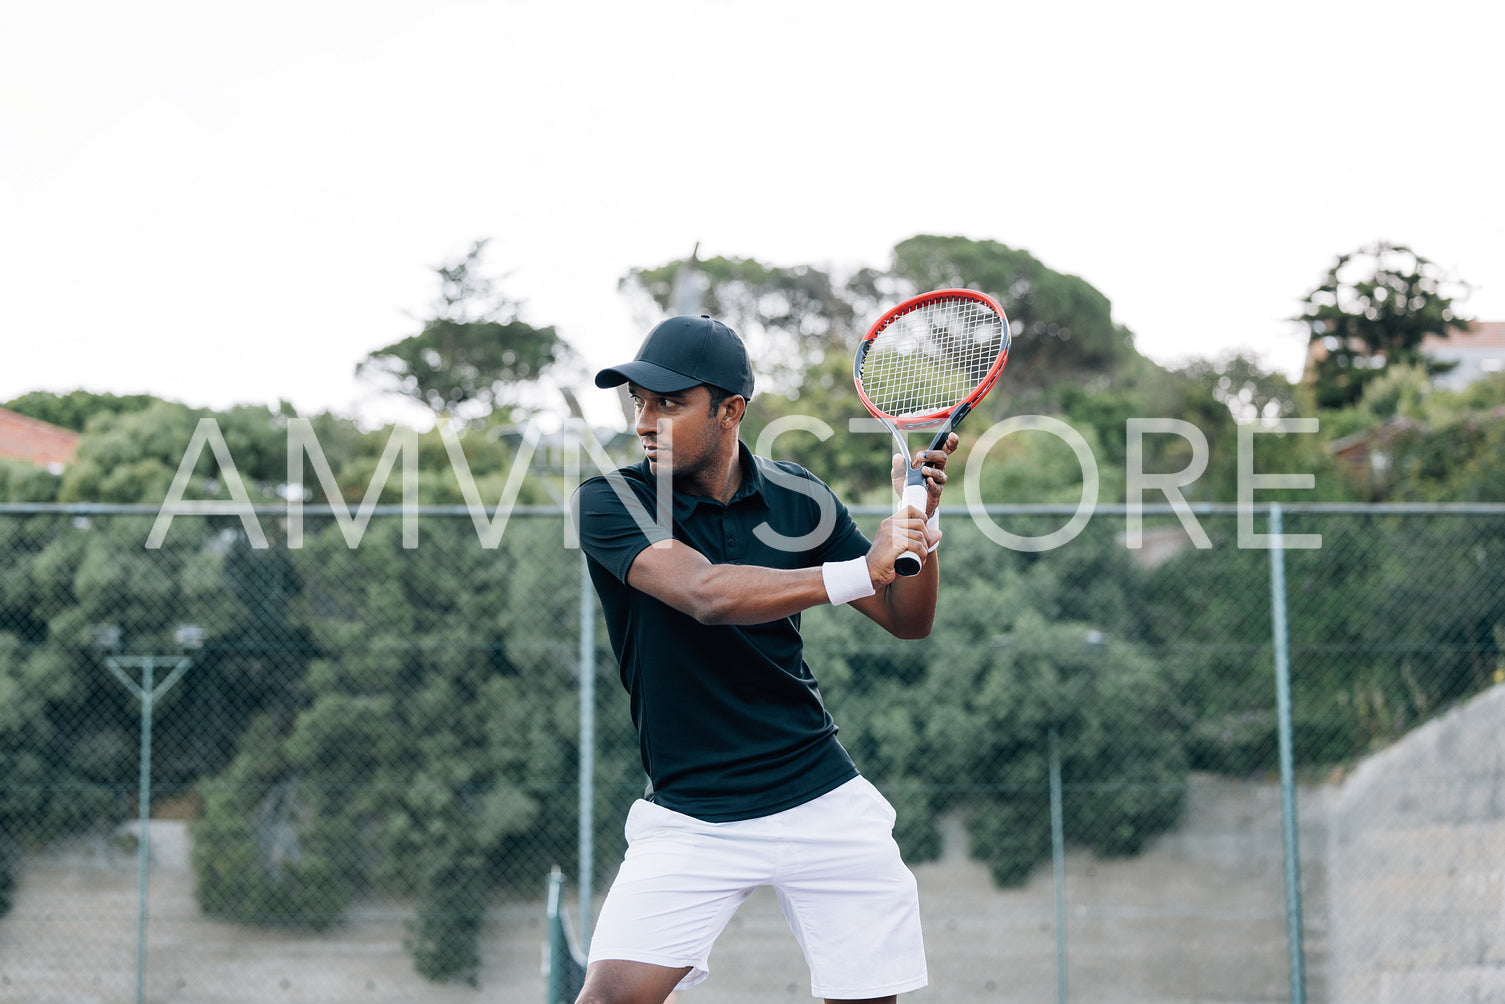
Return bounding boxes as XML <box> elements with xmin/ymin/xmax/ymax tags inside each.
<box><xmin>1048</xmin><ymin>725</ymin><xmax>1067</xmax><ymax>1004</ymax></box>
<box><xmin>546</xmin><ymin>866</ymin><xmax>587</xmax><ymax>1003</ymax></box>
<box><xmin>1268</xmin><ymin>503</ymin><xmax>1306</xmax><ymax>1003</ymax></box>
<box><xmin>577</xmin><ymin>550</ymin><xmax>596</xmax><ymax>948</ymax></box>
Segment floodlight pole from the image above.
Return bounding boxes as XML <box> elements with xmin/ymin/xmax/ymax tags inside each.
<box><xmin>102</xmin><ymin>652</ymin><xmax>195</xmax><ymax>1004</ymax></box>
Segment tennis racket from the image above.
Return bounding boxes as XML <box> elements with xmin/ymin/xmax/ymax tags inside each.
<box><xmin>854</xmin><ymin>288</ymin><xmax>1011</xmax><ymax>575</ymax></box>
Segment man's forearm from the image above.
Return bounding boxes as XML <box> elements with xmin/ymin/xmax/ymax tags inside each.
<box><xmin>627</xmin><ymin>546</ymin><xmax>833</xmax><ymax>626</ymax></box>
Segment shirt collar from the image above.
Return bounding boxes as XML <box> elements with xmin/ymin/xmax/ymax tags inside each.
<box><xmin>637</xmin><ymin>441</ymin><xmax>770</xmax><ymax>519</ymax></box>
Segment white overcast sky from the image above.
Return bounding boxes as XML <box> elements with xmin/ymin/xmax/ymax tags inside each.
<box><xmin>2</xmin><ymin>0</ymin><xmax>1501</xmax><ymax>431</ymax></box>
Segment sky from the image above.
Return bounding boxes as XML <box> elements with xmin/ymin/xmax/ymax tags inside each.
<box><xmin>2</xmin><ymin>0</ymin><xmax>1502</xmax><ymax>432</ymax></box>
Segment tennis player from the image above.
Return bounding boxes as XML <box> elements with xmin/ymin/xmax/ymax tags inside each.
<box><xmin>571</xmin><ymin>314</ymin><xmax>953</xmax><ymax>1004</ymax></box>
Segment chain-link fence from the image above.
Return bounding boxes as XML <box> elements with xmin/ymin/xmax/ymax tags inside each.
<box><xmin>1</xmin><ymin>503</ymin><xmax>1502</xmax><ymax>1003</ymax></box>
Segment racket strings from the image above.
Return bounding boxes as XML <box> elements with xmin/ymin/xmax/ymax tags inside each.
<box><xmin>859</xmin><ymin>297</ymin><xmax>1007</xmax><ymax>420</ymax></box>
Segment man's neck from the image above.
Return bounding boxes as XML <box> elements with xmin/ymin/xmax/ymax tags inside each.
<box><xmin>675</xmin><ymin>441</ymin><xmax>744</xmax><ymax>504</ymax></box>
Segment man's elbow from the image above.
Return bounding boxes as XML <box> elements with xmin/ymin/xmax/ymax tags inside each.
<box><xmin>683</xmin><ymin>573</ymin><xmax>738</xmax><ymax>625</ymax></box>
<box><xmin>690</xmin><ymin>598</ymin><xmax>733</xmax><ymax>625</ymax></box>
<box><xmin>889</xmin><ymin>616</ymin><xmax>935</xmax><ymax>640</ymax></box>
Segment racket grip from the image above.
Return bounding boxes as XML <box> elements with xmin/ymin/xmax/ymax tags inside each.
<box><xmin>900</xmin><ymin>480</ymin><xmax>928</xmax><ymax>515</ymax></box>
<box><xmin>894</xmin><ymin>481</ymin><xmax>928</xmax><ymax>577</ymax></box>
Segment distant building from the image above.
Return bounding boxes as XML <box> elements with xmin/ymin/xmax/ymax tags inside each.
<box><xmin>1302</xmin><ymin>319</ymin><xmax>1505</xmax><ymax>393</ymax></box>
<box><xmin>0</xmin><ymin>407</ymin><xmax>80</xmax><ymax>474</ymax></box>
<box><xmin>1328</xmin><ymin>415</ymin><xmax>1423</xmax><ymax>482</ymax></box>
<box><xmin>1420</xmin><ymin>320</ymin><xmax>1505</xmax><ymax>391</ymax></box>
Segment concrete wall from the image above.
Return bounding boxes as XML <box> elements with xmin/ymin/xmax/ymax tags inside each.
<box><xmin>1327</xmin><ymin>684</ymin><xmax>1505</xmax><ymax>1003</ymax></box>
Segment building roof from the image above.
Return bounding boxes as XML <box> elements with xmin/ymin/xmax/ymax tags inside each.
<box><xmin>0</xmin><ymin>407</ymin><xmax>81</xmax><ymax>471</ymax></box>
<box><xmin>1422</xmin><ymin>320</ymin><xmax>1505</xmax><ymax>391</ymax></box>
<box><xmin>1305</xmin><ymin>320</ymin><xmax>1505</xmax><ymax>391</ymax></box>
<box><xmin>1421</xmin><ymin>319</ymin><xmax>1505</xmax><ymax>354</ymax></box>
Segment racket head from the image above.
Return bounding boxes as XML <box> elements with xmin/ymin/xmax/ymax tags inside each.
<box><xmin>853</xmin><ymin>288</ymin><xmax>1011</xmax><ymax>431</ymax></box>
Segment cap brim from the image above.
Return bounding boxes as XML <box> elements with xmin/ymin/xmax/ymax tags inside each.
<box><xmin>594</xmin><ymin>360</ymin><xmax>701</xmax><ymax>393</ymax></box>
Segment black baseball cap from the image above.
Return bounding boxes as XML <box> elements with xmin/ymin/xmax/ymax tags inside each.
<box><xmin>594</xmin><ymin>314</ymin><xmax>754</xmax><ymax>400</ymax></box>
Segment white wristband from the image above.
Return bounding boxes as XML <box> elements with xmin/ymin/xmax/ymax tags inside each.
<box><xmin>927</xmin><ymin>510</ymin><xmax>940</xmax><ymax>553</ymax></box>
<box><xmin>822</xmin><ymin>556</ymin><xmax>876</xmax><ymax>605</ymax></box>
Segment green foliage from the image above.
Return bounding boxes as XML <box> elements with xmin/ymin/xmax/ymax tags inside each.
<box><xmin>1323</xmin><ymin>369</ymin><xmax>1505</xmax><ymax>503</ymax></box>
<box><xmin>891</xmin><ymin>235</ymin><xmax>1134</xmax><ymax>390</ymax></box>
<box><xmin>0</xmin><ymin>839</ymin><xmax>13</xmax><ymax>916</ymax></box>
<box><xmin>54</xmin><ymin>400</ymin><xmax>295</xmax><ymax>504</ymax></box>
<box><xmin>1357</xmin><ymin>364</ymin><xmax>1431</xmax><ymax>420</ymax></box>
<box><xmin>1174</xmin><ymin>353</ymin><xmax>1301</xmax><ymax>425</ymax></box>
<box><xmin>810</xmin><ymin>521</ymin><xmax>1187</xmax><ymax>885</ymax></box>
<box><xmin>3</xmin><ymin>389</ymin><xmax>159</xmax><ymax>431</ymax></box>
<box><xmin>0</xmin><ymin>403</ymin><xmax>577</xmax><ymax>976</ymax></box>
<box><xmin>408</xmin><ymin>853</ymin><xmax>487</xmax><ymax>985</ymax></box>
<box><xmin>625</xmin><ymin>234</ymin><xmax>1142</xmax><ymax>408</ymax></box>
<box><xmin>360</xmin><ymin>317</ymin><xmax>572</xmax><ymax>420</ymax></box>
<box><xmin>1381</xmin><ymin>412</ymin><xmax>1505</xmax><ymax>503</ymax></box>
<box><xmin>623</xmin><ymin>252</ymin><xmax>856</xmax><ymax>397</ymax></box>
<box><xmin>1141</xmin><ymin>510</ymin><xmax>1505</xmax><ymax>761</ymax></box>
<box><xmin>671</xmin><ymin>234</ymin><xmax>1176</xmax><ymax>505</ymax></box>
<box><xmin>0</xmin><ymin>518</ymin><xmax>185</xmax><ymax>850</ymax></box>
<box><xmin>357</xmin><ymin>240</ymin><xmax>576</xmax><ymax>423</ymax></box>
<box><xmin>191</xmin><ymin>717</ymin><xmax>356</xmax><ymax>930</ymax></box>
<box><xmin>185</xmin><ymin>515</ymin><xmax>594</xmax><ymax>977</ymax></box>
<box><xmin>954</xmin><ymin>605</ymin><xmax>1186</xmax><ymax>878</ymax></box>
<box><xmin>0</xmin><ymin>459</ymin><xmax>62</xmax><ymax>503</ymax></box>
<box><xmin>1297</xmin><ymin>242</ymin><xmax>1471</xmax><ymax>409</ymax></box>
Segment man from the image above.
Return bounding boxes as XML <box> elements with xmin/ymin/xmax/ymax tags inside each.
<box><xmin>571</xmin><ymin>314</ymin><xmax>954</xmax><ymax>1004</ymax></box>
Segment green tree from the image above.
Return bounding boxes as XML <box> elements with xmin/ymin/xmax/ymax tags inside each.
<box><xmin>622</xmin><ymin>253</ymin><xmax>854</xmax><ymax>397</ymax></box>
<box><xmin>56</xmin><ymin>401</ymin><xmax>289</xmax><ymax>504</ymax></box>
<box><xmin>889</xmin><ymin>235</ymin><xmax>1136</xmax><ymax>392</ymax></box>
<box><xmin>192</xmin><ymin>514</ymin><xmax>588</xmax><ymax>982</ymax></box>
<box><xmin>1296</xmin><ymin>242</ymin><xmax>1471</xmax><ymax>409</ymax></box>
<box><xmin>627</xmin><ymin>236</ymin><xmax>1159</xmax><ymax>505</ymax></box>
<box><xmin>808</xmin><ymin>518</ymin><xmax>1188</xmax><ymax>886</ymax></box>
<box><xmin>1176</xmin><ymin>353</ymin><xmax>1301</xmax><ymax>425</ymax></box>
<box><xmin>357</xmin><ymin>240</ymin><xmax>576</xmax><ymax>423</ymax></box>
<box><xmin>0</xmin><ymin>460</ymin><xmax>62</xmax><ymax>503</ymax></box>
<box><xmin>2</xmin><ymin>389</ymin><xmax>158</xmax><ymax>431</ymax></box>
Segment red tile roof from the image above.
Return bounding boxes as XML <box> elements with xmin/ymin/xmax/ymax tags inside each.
<box><xmin>0</xmin><ymin>407</ymin><xmax>81</xmax><ymax>469</ymax></box>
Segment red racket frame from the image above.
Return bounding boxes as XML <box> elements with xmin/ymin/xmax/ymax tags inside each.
<box><xmin>853</xmin><ymin>287</ymin><xmax>1011</xmax><ymax>431</ymax></box>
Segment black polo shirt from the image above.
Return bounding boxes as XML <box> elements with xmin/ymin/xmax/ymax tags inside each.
<box><xmin>571</xmin><ymin>443</ymin><xmax>870</xmax><ymax>822</ymax></box>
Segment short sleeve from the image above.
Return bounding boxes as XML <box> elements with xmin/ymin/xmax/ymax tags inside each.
<box><xmin>571</xmin><ymin>472</ymin><xmax>673</xmax><ymax>584</ymax></box>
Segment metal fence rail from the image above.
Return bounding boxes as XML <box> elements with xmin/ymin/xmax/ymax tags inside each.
<box><xmin>0</xmin><ymin>504</ymin><xmax>1502</xmax><ymax>1002</ymax></box>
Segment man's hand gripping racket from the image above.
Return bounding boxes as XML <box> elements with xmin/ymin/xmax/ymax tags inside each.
<box><xmin>854</xmin><ymin>289</ymin><xmax>1011</xmax><ymax>575</ymax></box>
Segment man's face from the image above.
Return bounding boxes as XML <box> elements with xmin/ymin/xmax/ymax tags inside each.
<box><xmin>627</xmin><ymin>383</ymin><xmax>723</xmax><ymax>482</ymax></box>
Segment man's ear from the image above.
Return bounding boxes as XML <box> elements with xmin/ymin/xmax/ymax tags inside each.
<box><xmin>721</xmin><ymin>395</ymin><xmax>747</xmax><ymax>427</ymax></box>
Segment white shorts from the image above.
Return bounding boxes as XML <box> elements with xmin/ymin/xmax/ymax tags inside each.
<box><xmin>587</xmin><ymin>776</ymin><xmax>928</xmax><ymax>999</ymax></box>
